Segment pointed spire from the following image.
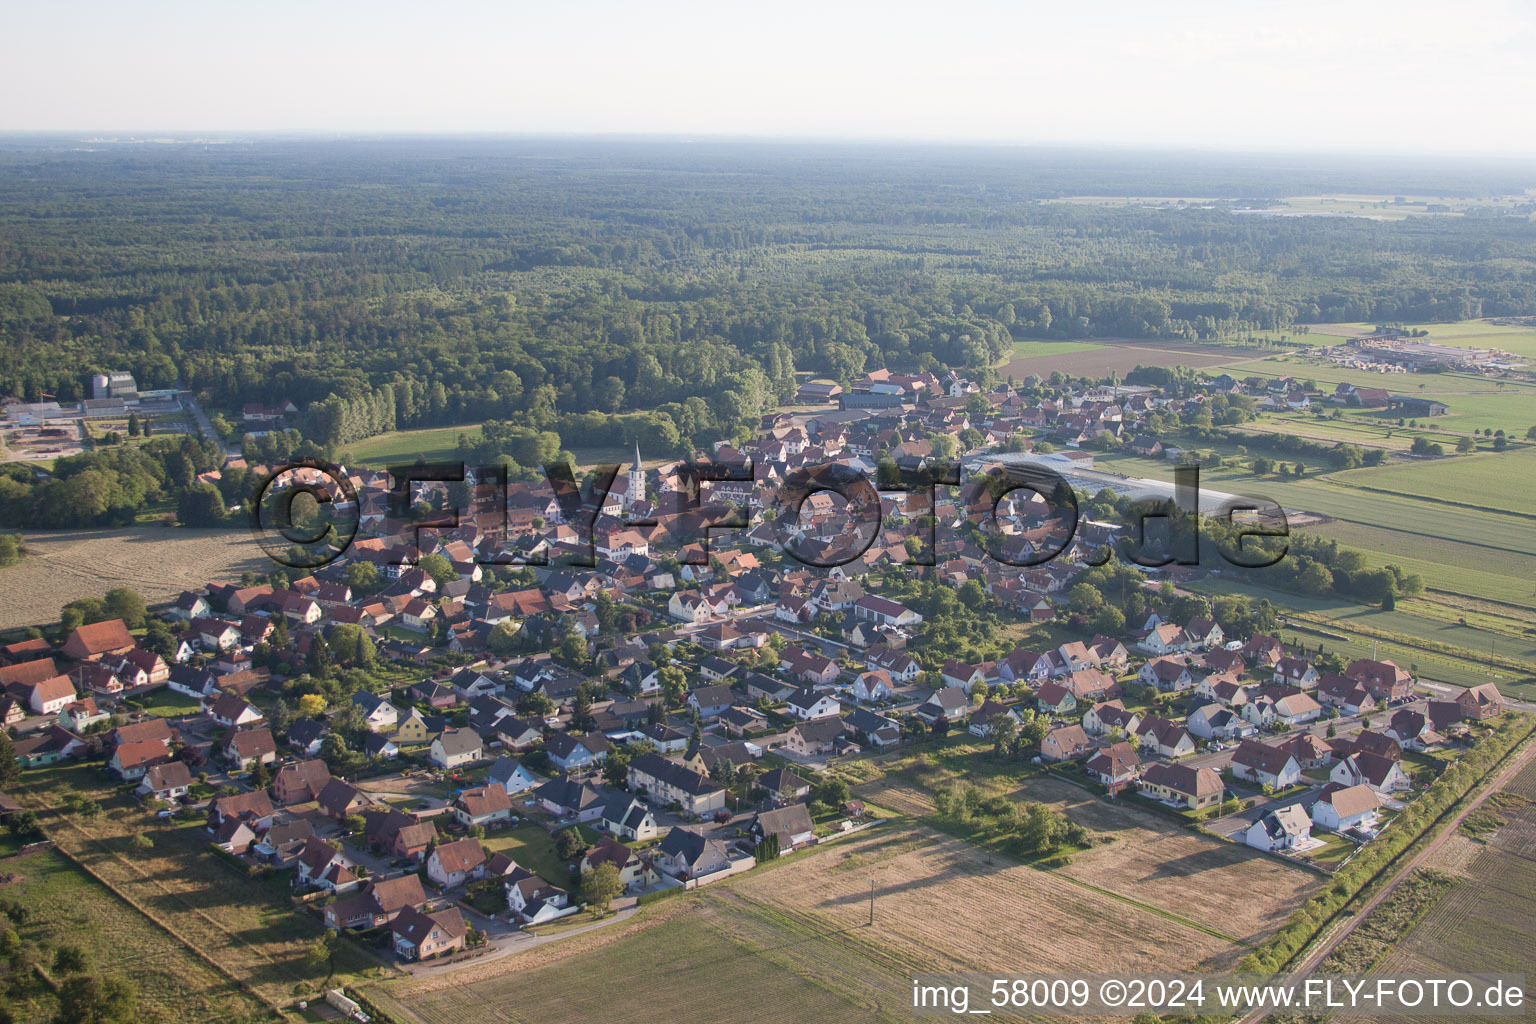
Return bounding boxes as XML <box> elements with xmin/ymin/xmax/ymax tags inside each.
<box><xmin>633</xmin><ymin>439</ymin><xmax>643</xmax><ymax>471</ymax></box>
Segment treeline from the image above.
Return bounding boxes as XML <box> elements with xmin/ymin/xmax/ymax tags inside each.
<box><xmin>0</xmin><ymin>435</ymin><xmax>225</xmax><ymax>528</ymax></box>
<box><xmin>932</xmin><ymin>783</ymin><xmax>1089</xmax><ymax>859</ymax></box>
<box><xmin>1076</xmin><ymin>491</ymin><xmax>1424</xmax><ymax>610</ymax></box>
<box><xmin>3</xmin><ymin>141</ymin><xmax>1535</xmax><ymax>449</ymax></box>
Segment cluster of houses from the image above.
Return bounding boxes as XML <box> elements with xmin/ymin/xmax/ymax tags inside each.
<box><xmin>0</xmin><ymin>364</ymin><xmax>1520</xmax><ymax>955</ymax></box>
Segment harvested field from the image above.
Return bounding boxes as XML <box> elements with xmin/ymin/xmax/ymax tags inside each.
<box><xmin>382</xmin><ymin>893</ymin><xmax>915</xmax><ymax>1024</ymax></box>
<box><xmin>1025</xmin><ymin>778</ymin><xmax>1319</xmax><ymax>943</ymax></box>
<box><xmin>851</xmin><ymin>753</ymin><xmax>1318</xmax><ymax>945</ymax></box>
<box><xmin>0</xmin><ymin>526</ymin><xmax>267</xmax><ymax>630</ymax></box>
<box><xmin>386</xmin><ymin>822</ymin><xmax>1257</xmax><ymax>1024</ymax></box>
<box><xmin>731</xmin><ymin>823</ymin><xmax>1240</xmax><ymax>973</ymax></box>
<box><xmin>999</xmin><ymin>340</ymin><xmax>1250</xmax><ymax>379</ymax></box>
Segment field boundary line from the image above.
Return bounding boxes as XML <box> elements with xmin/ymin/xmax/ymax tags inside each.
<box><xmin>13</xmin><ymin>780</ymin><xmax>319</xmax><ymax>1020</ymax></box>
<box><xmin>43</xmin><ymin>843</ymin><xmax>285</xmax><ymax>1023</ymax></box>
<box><xmin>1324</xmin><ymin>479</ymin><xmax>1536</xmax><ymax>523</ymax></box>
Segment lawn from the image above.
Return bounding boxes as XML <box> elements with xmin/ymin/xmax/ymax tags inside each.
<box><xmin>134</xmin><ymin>688</ymin><xmax>203</xmax><ymax>718</ymax></box>
<box><xmin>344</xmin><ymin>424</ymin><xmax>478</xmax><ymax>467</ymax></box>
<box><xmin>482</xmin><ymin>822</ymin><xmax>574</xmax><ymax>886</ymax></box>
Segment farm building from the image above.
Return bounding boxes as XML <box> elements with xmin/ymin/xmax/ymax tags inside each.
<box><xmin>1387</xmin><ymin>396</ymin><xmax>1448</xmax><ymax>417</ymax></box>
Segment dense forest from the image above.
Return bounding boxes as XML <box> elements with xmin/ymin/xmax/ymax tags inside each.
<box><xmin>2</xmin><ymin>138</ymin><xmax>1535</xmax><ymax>455</ymax></box>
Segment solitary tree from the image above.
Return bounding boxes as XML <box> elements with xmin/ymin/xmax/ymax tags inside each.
<box><xmin>581</xmin><ymin>862</ymin><xmax>623</xmax><ymax>916</ymax></box>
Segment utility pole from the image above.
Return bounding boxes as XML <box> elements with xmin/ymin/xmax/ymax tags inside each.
<box><xmin>868</xmin><ymin>879</ymin><xmax>875</xmax><ymax>926</ymax></box>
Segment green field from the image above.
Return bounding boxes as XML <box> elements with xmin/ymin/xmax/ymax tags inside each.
<box><xmin>1007</xmin><ymin>339</ymin><xmax>1108</xmax><ymax>360</ymax></box>
<box><xmin>343</xmin><ymin>425</ymin><xmax>478</xmax><ymax>467</ymax></box>
<box><xmin>1098</xmin><ymin>457</ymin><xmax>1536</xmax><ymax>560</ymax></box>
<box><xmin>1305</xmin><ymin>520</ymin><xmax>1536</xmax><ymax>609</ymax></box>
<box><xmin>1330</xmin><ymin>449</ymin><xmax>1536</xmax><ymax>517</ymax></box>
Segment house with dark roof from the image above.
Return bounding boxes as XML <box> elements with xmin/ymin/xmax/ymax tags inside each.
<box><xmin>650</xmin><ymin>827</ymin><xmax>733</xmax><ymax>880</ymax></box>
<box><xmin>324</xmin><ymin>875</ymin><xmax>428</xmax><ymax>930</ymax></box>
<box><xmin>137</xmin><ymin>760</ymin><xmax>193</xmax><ymax>802</ymax></box>
<box><xmin>534</xmin><ymin>777</ymin><xmax>608</xmax><ymax>822</ymax></box>
<box><xmin>601</xmin><ymin>795</ymin><xmax>660</xmax><ymax>842</ymax></box>
<box><xmin>784</xmin><ymin>716</ymin><xmax>846</xmax><ymax>757</ymax></box>
<box><xmin>391</xmin><ymin>905</ymin><xmax>466</xmax><ymax>961</ymax></box>
<box><xmin>627</xmin><ymin>753</ymin><xmax>726</xmax><ymax>816</ymax></box>
<box><xmin>546</xmin><ymin>730</ymin><xmax>609</xmax><ymax>772</ymax></box>
<box><xmin>916</xmin><ymin>687</ymin><xmax>971</xmax><ymax>724</ymax></box>
<box><xmin>580</xmin><ymin>835</ymin><xmax>654</xmax><ymax>891</ymax></box>
<box><xmin>272</xmin><ymin>759</ymin><xmax>331</xmax><ymax>804</ymax></box>
<box><xmin>1138</xmin><ymin>762</ymin><xmax>1224</xmax><ymax>810</ymax></box>
<box><xmin>747</xmin><ymin>804</ymin><xmax>815</xmax><ymax>852</ymax></box>
<box><xmin>1231</xmin><ymin>740</ymin><xmax>1302</xmax><ymax>789</ymax></box>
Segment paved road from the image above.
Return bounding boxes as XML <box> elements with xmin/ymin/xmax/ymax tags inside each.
<box><xmin>180</xmin><ymin>391</ymin><xmax>239</xmax><ymax>462</ymax></box>
<box><xmin>401</xmin><ymin>906</ymin><xmax>639</xmax><ymax>976</ymax></box>
<box><xmin>1233</xmin><ymin>735</ymin><xmax>1536</xmax><ymax>1024</ymax></box>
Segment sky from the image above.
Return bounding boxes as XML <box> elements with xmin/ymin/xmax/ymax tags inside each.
<box><xmin>4</xmin><ymin>0</ymin><xmax>1535</xmax><ymax>154</ymax></box>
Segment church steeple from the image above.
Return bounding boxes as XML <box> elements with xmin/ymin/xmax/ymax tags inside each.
<box><xmin>627</xmin><ymin>440</ymin><xmax>645</xmax><ymax>509</ymax></box>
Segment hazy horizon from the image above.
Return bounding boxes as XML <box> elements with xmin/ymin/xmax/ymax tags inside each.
<box><xmin>4</xmin><ymin>0</ymin><xmax>1534</xmax><ymax>156</ymax></box>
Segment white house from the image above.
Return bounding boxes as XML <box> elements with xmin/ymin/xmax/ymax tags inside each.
<box><xmin>1310</xmin><ymin>783</ymin><xmax>1379</xmax><ymax>832</ymax></box>
<box><xmin>1330</xmin><ymin>752</ymin><xmax>1411</xmax><ymax>795</ymax></box>
<box><xmin>352</xmin><ymin>691</ymin><xmax>399</xmax><ymax>732</ymax></box>
<box><xmin>785</xmin><ymin>687</ymin><xmax>841</xmax><ymax>721</ymax></box>
<box><xmin>429</xmin><ymin>727</ymin><xmax>483</xmax><ymax>769</ymax></box>
<box><xmin>1245</xmin><ymin>804</ymin><xmax>1312</xmax><ymax>852</ymax></box>
<box><xmin>485</xmin><ymin>755</ymin><xmax>538</xmax><ymax>795</ymax></box>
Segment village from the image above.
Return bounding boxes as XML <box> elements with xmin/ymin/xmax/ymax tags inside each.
<box><xmin>0</xmin><ymin>361</ymin><xmax>1519</xmax><ymax>970</ymax></box>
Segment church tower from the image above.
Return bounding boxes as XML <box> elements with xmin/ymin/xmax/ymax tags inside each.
<box><xmin>627</xmin><ymin>440</ymin><xmax>645</xmax><ymax>510</ymax></box>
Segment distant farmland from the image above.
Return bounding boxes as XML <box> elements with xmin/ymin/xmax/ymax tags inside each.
<box><xmin>999</xmin><ymin>339</ymin><xmax>1250</xmax><ymax>379</ymax></box>
<box><xmin>1331</xmin><ymin>450</ymin><xmax>1536</xmax><ymax>518</ymax></box>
